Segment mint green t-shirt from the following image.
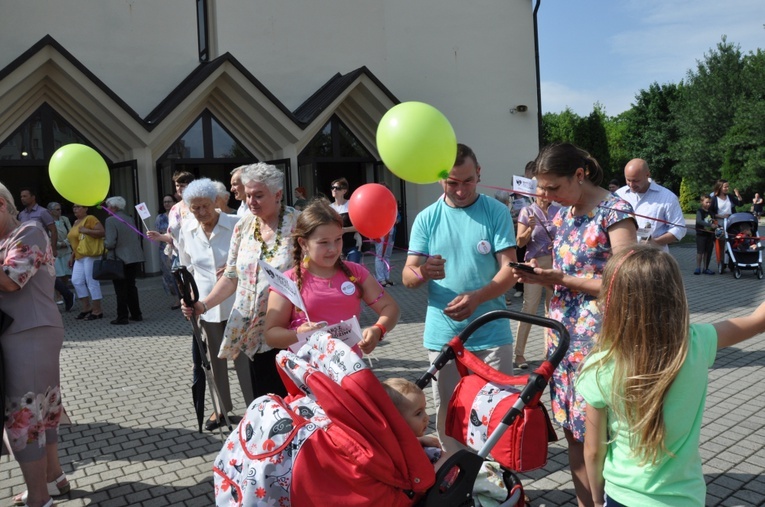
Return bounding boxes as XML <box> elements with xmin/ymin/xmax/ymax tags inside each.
<box><xmin>576</xmin><ymin>323</ymin><xmax>718</xmax><ymax>506</ymax></box>
<box><xmin>408</xmin><ymin>194</ymin><xmax>516</xmax><ymax>351</ymax></box>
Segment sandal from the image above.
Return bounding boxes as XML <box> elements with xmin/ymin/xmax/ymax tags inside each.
<box><xmin>515</xmin><ymin>356</ymin><xmax>528</xmax><ymax>370</ymax></box>
<box><xmin>75</xmin><ymin>310</ymin><xmax>92</xmax><ymax>320</ymax></box>
<box><xmin>84</xmin><ymin>313</ymin><xmax>103</xmax><ymax>321</ymax></box>
<box><xmin>13</xmin><ymin>472</ymin><xmax>70</xmax><ymax>505</ymax></box>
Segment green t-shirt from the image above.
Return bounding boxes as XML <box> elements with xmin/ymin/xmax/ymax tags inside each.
<box><xmin>576</xmin><ymin>323</ymin><xmax>717</xmax><ymax>506</ymax></box>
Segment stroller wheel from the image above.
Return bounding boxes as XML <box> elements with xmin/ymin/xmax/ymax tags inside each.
<box><xmin>718</xmin><ymin>263</ymin><xmax>724</xmax><ymax>274</ymax></box>
<box><xmin>758</xmin><ymin>265</ymin><xmax>764</xmax><ymax>280</ymax></box>
<box><xmin>734</xmin><ymin>267</ymin><xmax>742</xmax><ymax>279</ymax></box>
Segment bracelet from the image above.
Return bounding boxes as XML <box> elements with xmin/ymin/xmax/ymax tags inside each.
<box><xmin>200</xmin><ymin>301</ymin><xmax>209</xmax><ymax>313</ymax></box>
<box><xmin>408</xmin><ymin>266</ymin><xmax>425</xmax><ymax>282</ymax></box>
<box><xmin>373</xmin><ymin>323</ymin><xmax>387</xmax><ymax>340</ymax></box>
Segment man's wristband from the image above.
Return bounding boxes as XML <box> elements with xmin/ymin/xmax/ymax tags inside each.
<box><xmin>200</xmin><ymin>301</ymin><xmax>209</xmax><ymax>313</ymax></box>
<box><xmin>373</xmin><ymin>323</ymin><xmax>387</xmax><ymax>340</ymax></box>
<box><xmin>408</xmin><ymin>266</ymin><xmax>425</xmax><ymax>282</ymax></box>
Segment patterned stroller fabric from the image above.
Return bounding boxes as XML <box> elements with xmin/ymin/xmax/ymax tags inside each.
<box><xmin>214</xmin><ymin>333</ymin><xmax>435</xmax><ymax>506</ymax></box>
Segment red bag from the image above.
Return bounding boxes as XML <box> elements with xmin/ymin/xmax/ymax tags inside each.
<box><xmin>445</xmin><ymin>341</ymin><xmax>557</xmax><ymax>472</ymax></box>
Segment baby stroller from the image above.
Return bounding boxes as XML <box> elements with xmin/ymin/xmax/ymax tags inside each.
<box><xmin>213</xmin><ymin>310</ymin><xmax>569</xmax><ymax>507</ymax></box>
<box><xmin>717</xmin><ymin>212</ymin><xmax>764</xmax><ymax>279</ymax></box>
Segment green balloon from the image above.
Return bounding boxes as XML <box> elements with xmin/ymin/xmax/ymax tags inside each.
<box><xmin>49</xmin><ymin>144</ymin><xmax>110</xmax><ymax>206</ymax></box>
<box><xmin>376</xmin><ymin>102</ymin><xmax>457</xmax><ymax>184</ymax></box>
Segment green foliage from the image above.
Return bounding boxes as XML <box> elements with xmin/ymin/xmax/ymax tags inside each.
<box><xmin>624</xmin><ymin>82</ymin><xmax>682</xmax><ymax>192</ymax></box>
<box><xmin>678</xmin><ymin>177</ymin><xmax>699</xmax><ymax>214</ymax></box>
<box><xmin>541</xmin><ymin>37</ymin><xmax>765</xmax><ymax>199</ymax></box>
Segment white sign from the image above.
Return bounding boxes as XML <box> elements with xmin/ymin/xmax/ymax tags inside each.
<box><xmin>134</xmin><ymin>202</ymin><xmax>151</xmax><ymax>220</ymax></box>
<box><xmin>512</xmin><ymin>175</ymin><xmax>537</xmax><ymax>195</ymax></box>
<box><xmin>257</xmin><ymin>259</ymin><xmax>308</xmax><ymax>317</ymax></box>
<box><xmin>290</xmin><ymin>316</ymin><xmax>362</xmax><ymax>352</ymax></box>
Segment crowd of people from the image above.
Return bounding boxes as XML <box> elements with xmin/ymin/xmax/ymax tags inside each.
<box><xmin>2</xmin><ymin>144</ymin><xmax>764</xmax><ymax>506</ymax></box>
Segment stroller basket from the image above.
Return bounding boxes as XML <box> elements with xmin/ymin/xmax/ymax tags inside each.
<box><xmin>415</xmin><ymin>310</ymin><xmax>570</xmax><ymax>507</ymax></box>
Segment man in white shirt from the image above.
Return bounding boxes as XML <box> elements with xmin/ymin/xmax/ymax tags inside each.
<box><xmin>230</xmin><ymin>166</ymin><xmax>250</xmax><ymax>216</ymax></box>
<box><xmin>616</xmin><ymin>159</ymin><xmax>686</xmax><ymax>252</ymax></box>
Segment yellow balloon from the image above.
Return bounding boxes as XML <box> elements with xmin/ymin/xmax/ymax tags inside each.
<box><xmin>376</xmin><ymin>102</ymin><xmax>457</xmax><ymax>184</ymax></box>
<box><xmin>49</xmin><ymin>144</ymin><xmax>110</xmax><ymax>206</ymax></box>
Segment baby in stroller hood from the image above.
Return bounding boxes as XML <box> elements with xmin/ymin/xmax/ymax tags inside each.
<box><xmin>383</xmin><ymin>378</ymin><xmax>516</xmax><ymax>507</ymax></box>
<box><xmin>732</xmin><ymin>223</ymin><xmax>758</xmax><ymax>251</ymax></box>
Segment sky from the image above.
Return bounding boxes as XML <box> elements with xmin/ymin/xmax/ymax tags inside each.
<box><xmin>537</xmin><ymin>0</ymin><xmax>764</xmax><ymax>117</ymax></box>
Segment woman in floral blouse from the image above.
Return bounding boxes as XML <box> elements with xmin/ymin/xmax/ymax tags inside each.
<box><xmin>0</xmin><ymin>182</ymin><xmax>69</xmax><ymax>507</ymax></box>
<box><xmin>184</xmin><ymin>163</ymin><xmax>299</xmax><ymax>405</ymax></box>
<box><xmin>514</xmin><ymin>144</ymin><xmax>636</xmax><ymax>507</ymax></box>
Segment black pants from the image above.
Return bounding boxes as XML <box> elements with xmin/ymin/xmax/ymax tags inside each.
<box><xmin>249</xmin><ymin>348</ymin><xmax>287</xmax><ymax>399</ymax></box>
<box><xmin>54</xmin><ymin>277</ymin><xmax>73</xmax><ymax>302</ymax></box>
<box><xmin>112</xmin><ymin>262</ymin><xmax>142</xmax><ymax>320</ymax></box>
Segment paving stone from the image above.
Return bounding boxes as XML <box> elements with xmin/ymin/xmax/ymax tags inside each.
<box><xmin>2</xmin><ymin>243</ymin><xmax>765</xmax><ymax>506</ymax></box>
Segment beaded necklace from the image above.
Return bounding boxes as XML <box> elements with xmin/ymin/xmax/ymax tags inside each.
<box><xmin>254</xmin><ymin>205</ymin><xmax>285</xmax><ymax>260</ymax></box>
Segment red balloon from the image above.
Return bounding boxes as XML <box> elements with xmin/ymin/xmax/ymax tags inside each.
<box><xmin>348</xmin><ymin>184</ymin><xmax>398</xmax><ymax>239</ymax></box>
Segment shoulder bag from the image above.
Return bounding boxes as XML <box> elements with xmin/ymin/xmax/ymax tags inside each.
<box><xmin>92</xmin><ymin>250</ymin><xmax>125</xmax><ymax>281</ymax></box>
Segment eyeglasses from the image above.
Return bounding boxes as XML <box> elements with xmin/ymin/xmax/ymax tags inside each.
<box><xmin>163</xmin><ymin>200</ymin><xmax>174</xmax><ymax>204</ymax></box>
<box><xmin>331</xmin><ymin>186</ymin><xmax>346</xmax><ymax>191</ymax></box>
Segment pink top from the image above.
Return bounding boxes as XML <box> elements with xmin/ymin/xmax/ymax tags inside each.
<box><xmin>274</xmin><ymin>261</ymin><xmax>371</xmax><ymax>328</ymax></box>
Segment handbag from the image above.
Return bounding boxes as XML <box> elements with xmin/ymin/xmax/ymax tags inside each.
<box><xmin>92</xmin><ymin>250</ymin><xmax>125</xmax><ymax>280</ymax></box>
<box><xmin>76</xmin><ymin>233</ymin><xmax>104</xmax><ymax>257</ymax></box>
<box><xmin>445</xmin><ymin>341</ymin><xmax>557</xmax><ymax>472</ymax></box>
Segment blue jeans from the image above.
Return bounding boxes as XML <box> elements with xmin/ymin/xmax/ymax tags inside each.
<box><xmin>374</xmin><ymin>233</ymin><xmax>395</xmax><ymax>281</ymax></box>
<box><xmin>344</xmin><ymin>247</ymin><xmax>362</xmax><ymax>264</ymax></box>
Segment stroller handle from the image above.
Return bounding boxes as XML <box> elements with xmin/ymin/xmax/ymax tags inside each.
<box><xmin>172</xmin><ymin>265</ymin><xmax>200</xmax><ymax>308</ymax></box>
<box><xmin>415</xmin><ymin>309</ymin><xmax>570</xmax><ymax>389</ymax></box>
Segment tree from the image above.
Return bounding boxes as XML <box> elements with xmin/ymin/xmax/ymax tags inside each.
<box><xmin>541</xmin><ymin>108</ymin><xmax>580</xmax><ymax>146</ymax></box>
<box><xmin>672</xmin><ymin>37</ymin><xmax>746</xmax><ymax>196</ymax></box>
<box><xmin>719</xmin><ymin>49</ymin><xmax>765</xmax><ymax>199</ymax></box>
<box><xmin>624</xmin><ymin>82</ymin><xmax>682</xmax><ymax>192</ymax></box>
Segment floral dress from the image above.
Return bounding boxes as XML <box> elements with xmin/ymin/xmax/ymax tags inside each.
<box><xmin>1</xmin><ymin>221</ymin><xmax>65</xmax><ymax>459</ymax></box>
<box><xmin>545</xmin><ymin>194</ymin><xmax>633</xmax><ymax>442</ymax></box>
<box><xmin>218</xmin><ymin>207</ymin><xmax>299</xmax><ymax>360</ymax></box>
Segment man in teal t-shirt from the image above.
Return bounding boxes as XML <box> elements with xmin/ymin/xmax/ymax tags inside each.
<box><xmin>403</xmin><ymin>143</ymin><xmax>519</xmax><ymax>451</ymax></box>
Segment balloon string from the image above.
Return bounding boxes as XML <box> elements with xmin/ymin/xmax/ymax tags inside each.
<box><xmin>475</xmin><ymin>183</ymin><xmax>742</xmax><ymax>239</ymax></box>
<box><xmin>100</xmin><ymin>204</ymin><xmax>156</xmax><ymax>243</ymax></box>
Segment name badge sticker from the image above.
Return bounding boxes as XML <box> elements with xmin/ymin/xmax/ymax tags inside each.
<box><xmin>341</xmin><ymin>281</ymin><xmax>356</xmax><ymax>296</ymax></box>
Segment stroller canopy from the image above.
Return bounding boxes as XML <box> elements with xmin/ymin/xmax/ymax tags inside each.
<box><xmin>214</xmin><ymin>333</ymin><xmax>435</xmax><ymax>506</ymax></box>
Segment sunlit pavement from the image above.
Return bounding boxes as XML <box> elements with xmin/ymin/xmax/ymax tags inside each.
<box><xmin>1</xmin><ymin>243</ymin><xmax>764</xmax><ymax>506</ymax></box>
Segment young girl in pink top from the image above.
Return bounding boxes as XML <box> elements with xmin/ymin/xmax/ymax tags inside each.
<box><xmin>264</xmin><ymin>200</ymin><xmax>399</xmax><ymax>355</ymax></box>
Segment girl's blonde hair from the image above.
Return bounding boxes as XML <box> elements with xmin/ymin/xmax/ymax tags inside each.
<box><xmin>290</xmin><ymin>199</ymin><xmax>363</xmax><ymax>298</ymax></box>
<box><xmin>591</xmin><ymin>244</ymin><xmax>689</xmax><ymax>466</ymax></box>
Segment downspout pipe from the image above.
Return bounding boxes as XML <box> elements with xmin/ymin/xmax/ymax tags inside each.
<box><xmin>533</xmin><ymin>0</ymin><xmax>543</xmax><ymax>149</ymax></box>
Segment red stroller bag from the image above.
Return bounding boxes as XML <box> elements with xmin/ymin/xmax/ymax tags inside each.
<box><xmin>445</xmin><ymin>339</ymin><xmax>557</xmax><ymax>472</ymax></box>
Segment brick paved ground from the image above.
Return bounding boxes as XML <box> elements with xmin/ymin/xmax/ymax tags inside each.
<box><xmin>2</xmin><ymin>242</ymin><xmax>764</xmax><ymax>506</ymax></box>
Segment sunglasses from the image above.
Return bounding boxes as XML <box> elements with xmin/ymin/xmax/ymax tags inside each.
<box><xmin>331</xmin><ymin>186</ymin><xmax>346</xmax><ymax>190</ymax></box>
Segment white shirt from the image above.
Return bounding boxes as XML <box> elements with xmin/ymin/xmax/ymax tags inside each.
<box><xmin>236</xmin><ymin>201</ymin><xmax>250</xmax><ymax>217</ymax></box>
<box><xmin>178</xmin><ymin>212</ymin><xmax>239</xmax><ymax>323</ymax></box>
<box><xmin>616</xmin><ymin>182</ymin><xmax>686</xmax><ymax>252</ymax></box>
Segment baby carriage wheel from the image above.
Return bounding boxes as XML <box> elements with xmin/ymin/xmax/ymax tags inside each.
<box><xmin>734</xmin><ymin>267</ymin><xmax>742</xmax><ymax>279</ymax></box>
<box><xmin>758</xmin><ymin>265</ymin><xmax>764</xmax><ymax>280</ymax></box>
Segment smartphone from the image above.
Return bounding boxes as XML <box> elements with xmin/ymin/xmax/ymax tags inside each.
<box><xmin>507</xmin><ymin>261</ymin><xmax>536</xmax><ymax>273</ymax></box>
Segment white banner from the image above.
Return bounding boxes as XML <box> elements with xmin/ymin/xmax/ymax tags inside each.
<box><xmin>257</xmin><ymin>259</ymin><xmax>308</xmax><ymax>317</ymax></box>
<box><xmin>290</xmin><ymin>316</ymin><xmax>362</xmax><ymax>352</ymax></box>
<box><xmin>512</xmin><ymin>175</ymin><xmax>537</xmax><ymax>195</ymax></box>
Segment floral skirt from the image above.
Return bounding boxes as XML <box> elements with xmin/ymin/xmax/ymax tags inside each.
<box><xmin>545</xmin><ymin>330</ymin><xmax>593</xmax><ymax>442</ymax></box>
<box><xmin>2</xmin><ymin>326</ymin><xmax>64</xmax><ymax>462</ymax></box>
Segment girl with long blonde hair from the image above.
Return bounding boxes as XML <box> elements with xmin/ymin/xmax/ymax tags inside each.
<box><xmin>577</xmin><ymin>245</ymin><xmax>765</xmax><ymax>506</ymax></box>
<box><xmin>264</xmin><ymin>199</ymin><xmax>399</xmax><ymax>355</ymax></box>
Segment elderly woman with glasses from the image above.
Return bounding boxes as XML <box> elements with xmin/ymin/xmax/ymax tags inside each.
<box><xmin>329</xmin><ymin>177</ymin><xmax>362</xmax><ymax>263</ymax></box>
<box><xmin>183</xmin><ymin>163</ymin><xmax>299</xmax><ymax>404</ymax></box>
